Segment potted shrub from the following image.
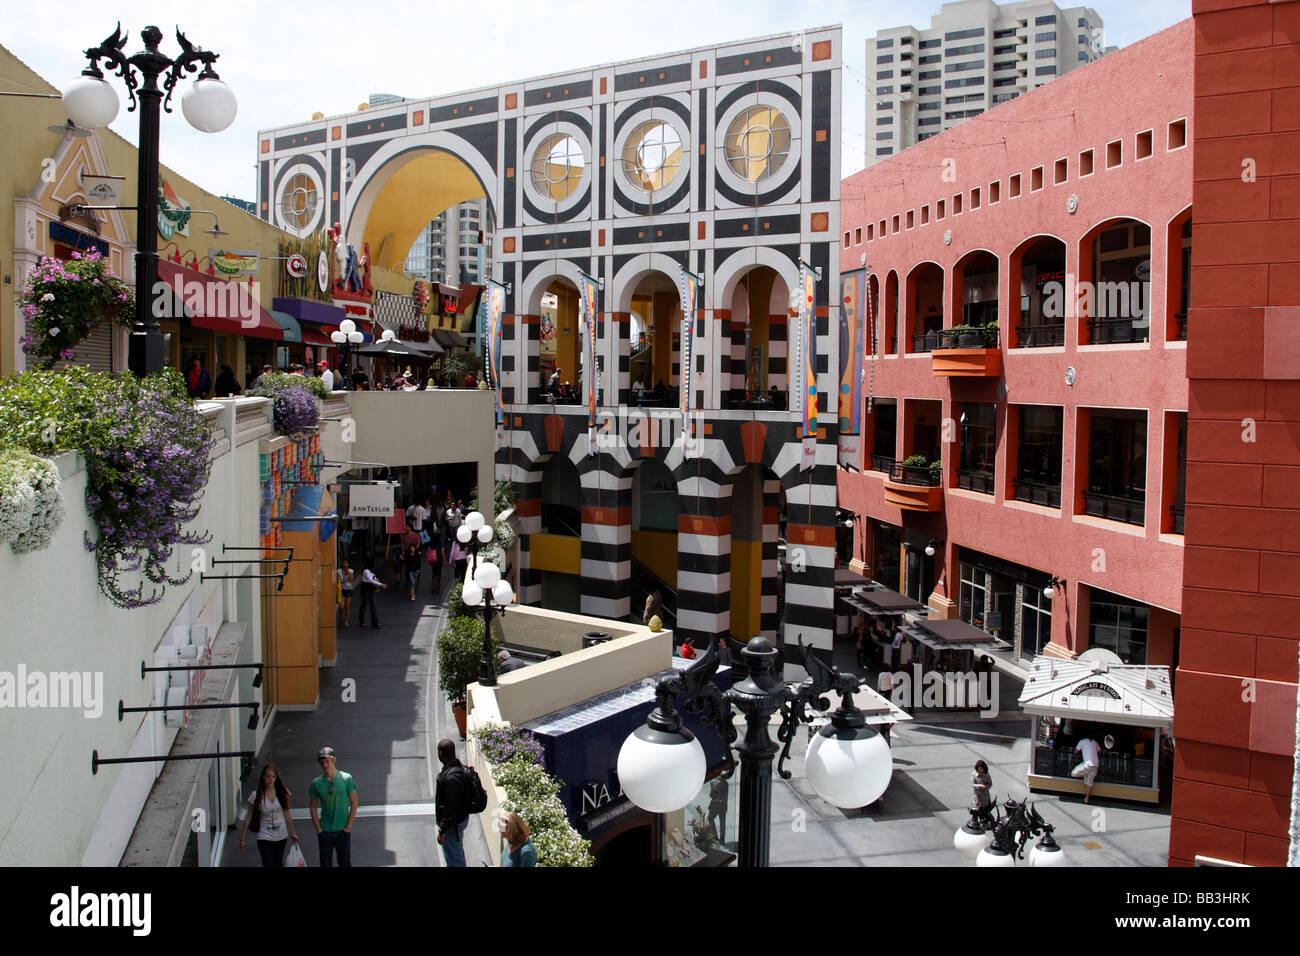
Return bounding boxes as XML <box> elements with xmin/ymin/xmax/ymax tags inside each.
<box><xmin>437</xmin><ymin>614</ymin><xmax>501</xmax><ymax>737</ymax></box>
<box><xmin>18</xmin><ymin>251</ymin><xmax>134</xmax><ymax>369</ymax></box>
<box><xmin>958</xmin><ymin>324</ymin><xmax>985</xmax><ymax>348</ymax></box>
<box><xmin>901</xmin><ymin>453</ymin><xmax>929</xmax><ymax>484</ymax></box>
<box><xmin>984</xmin><ymin>321</ymin><xmax>999</xmax><ymax>348</ymax></box>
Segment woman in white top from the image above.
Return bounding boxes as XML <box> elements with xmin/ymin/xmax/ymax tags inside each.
<box><xmin>336</xmin><ymin>560</ymin><xmax>355</xmax><ymax>628</ymax></box>
<box><xmin>239</xmin><ymin>763</ymin><xmax>299</xmax><ymax>867</ymax></box>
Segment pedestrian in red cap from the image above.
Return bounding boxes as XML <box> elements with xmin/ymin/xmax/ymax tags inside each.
<box><xmin>317</xmin><ymin>361</ymin><xmax>335</xmax><ymax>392</ymax></box>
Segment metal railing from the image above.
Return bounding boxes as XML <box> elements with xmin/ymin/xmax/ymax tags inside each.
<box><xmin>1175</xmin><ymin>313</ymin><xmax>1187</xmax><ymax>341</ymax></box>
<box><xmin>1086</xmin><ymin>318</ymin><xmax>1145</xmax><ymax>344</ymax></box>
<box><xmin>1012</xmin><ymin>476</ymin><xmax>1062</xmax><ymax>508</ymax></box>
<box><xmin>870</xmin><ymin>453</ymin><xmax>896</xmax><ymax>475</ymax></box>
<box><xmin>956</xmin><ymin>469</ymin><xmax>996</xmax><ymax>494</ymax></box>
<box><xmin>934</xmin><ymin>326</ymin><xmax>999</xmax><ymax>350</ymax></box>
<box><xmin>1083</xmin><ymin>490</ymin><xmax>1145</xmax><ymax>526</ymax></box>
<box><xmin>1016</xmin><ymin>324</ymin><xmax>1065</xmax><ymax>348</ymax></box>
<box><xmin>881</xmin><ymin>459</ymin><xmax>942</xmax><ymax>487</ymax></box>
<box><xmin>1170</xmin><ymin>503</ymin><xmax>1185</xmax><ymax>534</ymax></box>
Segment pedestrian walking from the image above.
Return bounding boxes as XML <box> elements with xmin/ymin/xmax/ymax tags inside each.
<box><xmin>970</xmin><ymin>759</ymin><xmax>994</xmax><ymax>827</ymax></box>
<box><xmin>404</xmin><ymin>542</ymin><xmax>422</xmax><ymax>601</ymax></box>
<box><xmin>308</xmin><ymin>747</ymin><xmax>357</xmax><ymax>867</ymax></box>
<box><xmin>500</xmin><ymin>812</ymin><xmax>537</xmax><ymax>867</ymax></box>
<box><xmin>238</xmin><ymin>763</ymin><xmax>299</xmax><ymax>867</ymax></box>
<box><xmin>357</xmin><ymin>561</ymin><xmax>387</xmax><ymax>628</ymax></box>
<box><xmin>1071</xmin><ymin>736</ymin><xmax>1102</xmax><ymax>803</ymax></box>
<box><xmin>427</xmin><ymin>539</ymin><xmax>443</xmax><ymax>594</ymax></box>
<box><xmin>435</xmin><ymin>739</ymin><xmax>472</xmax><ymax>867</ymax></box>
<box><xmin>335</xmin><ymin>559</ymin><xmax>355</xmax><ymax>628</ymax></box>
<box><xmin>450</xmin><ymin>535</ymin><xmax>469</xmax><ymax>585</ymax></box>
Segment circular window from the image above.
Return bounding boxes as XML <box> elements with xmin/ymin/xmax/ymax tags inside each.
<box><xmin>280</xmin><ymin>172</ymin><xmax>318</xmax><ymax>231</ymax></box>
<box><xmin>724</xmin><ymin>106</ymin><xmax>792</xmax><ymax>182</ymax></box>
<box><xmin>621</xmin><ymin>120</ymin><xmax>682</xmax><ymax>191</ymax></box>
<box><xmin>530</xmin><ymin>133</ymin><xmax>585</xmax><ymax>201</ymax></box>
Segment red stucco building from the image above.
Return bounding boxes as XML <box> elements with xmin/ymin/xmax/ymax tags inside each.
<box><xmin>840</xmin><ymin>4</ymin><xmax>1299</xmax><ymax>866</ymax></box>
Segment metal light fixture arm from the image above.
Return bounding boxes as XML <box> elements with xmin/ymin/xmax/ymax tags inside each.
<box><xmin>776</xmin><ymin>637</ymin><xmax>865</xmax><ymax>780</ymax></box>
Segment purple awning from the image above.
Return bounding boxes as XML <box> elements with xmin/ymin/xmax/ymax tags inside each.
<box><xmin>273</xmin><ymin>297</ymin><xmax>346</xmax><ymax>325</ymax></box>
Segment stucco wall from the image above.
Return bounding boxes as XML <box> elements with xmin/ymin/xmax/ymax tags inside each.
<box><xmin>0</xmin><ymin>400</ymin><xmax>268</xmax><ymax>865</ymax></box>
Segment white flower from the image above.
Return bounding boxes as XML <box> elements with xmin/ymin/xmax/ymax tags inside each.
<box><xmin>47</xmin><ymin>327</ymin><xmax>60</xmax><ymax>338</ymax></box>
<box><xmin>41</xmin><ymin>293</ymin><xmax>54</xmax><ymax>302</ymax></box>
<box><xmin>0</xmin><ymin>450</ymin><xmax>64</xmax><ymax>553</ymax></box>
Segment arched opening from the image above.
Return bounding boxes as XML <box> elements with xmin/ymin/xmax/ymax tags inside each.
<box><xmin>627</xmin><ymin>271</ymin><xmax>680</xmax><ymax>407</ymax></box>
<box><xmin>952</xmin><ymin>250</ymin><xmax>999</xmax><ymax>349</ymax></box>
<box><xmin>725</xmin><ymin>463</ymin><xmax>783</xmax><ymax>644</ymax></box>
<box><xmin>536</xmin><ymin>454</ymin><xmax>583</xmax><ymax>613</ymax></box>
<box><xmin>884</xmin><ymin>270</ymin><xmax>899</xmax><ymax>354</ymax></box>
<box><xmin>905</xmin><ymin>262</ymin><xmax>944</xmax><ymax>353</ymax></box>
<box><xmin>630</xmin><ymin>459</ymin><xmax>678</xmax><ymax>626</ymax></box>
<box><xmin>1166</xmin><ymin>208</ymin><xmax>1191</xmax><ymax>342</ymax></box>
<box><xmin>1077</xmin><ymin>217</ymin><xmax>1152</xmax><ymax>345</ymax></box>
<box><xmin>540</xmin><ymin>277</ymin><xmax>581</xmax><ymax>403</ymax></box>
<box><xmin>724</xmin><ymin>266</ymin><xmax>790</xmax><ymax>409</ymax></box>
<box><xmin>1010</xmin><ymin>235</ymin><xmax>1067</xmax><ymax>348</ymax></box>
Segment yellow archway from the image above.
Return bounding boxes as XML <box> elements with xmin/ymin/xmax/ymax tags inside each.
<box><xmin>361</xmin><ymin>151</ymin><xmax>485</xmax><ymax>271</ymax></box>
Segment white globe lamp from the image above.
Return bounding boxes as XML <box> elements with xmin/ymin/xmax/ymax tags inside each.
<box><xmin>462</xmin><ymin>581</ymin><xmax>483</xmax><ymax>607</ymax></box>
<box><xmin>804</xmin><ymin>717</ymin><xmax>892</xmax><ymax>808</ymax></box>
<box><xmin>465</xmin><ymin>511</ymin><xmax>485</xmax><ymax>533</ymax></box>
<box><xmin>954</xmin><ymin>822</ymin><xmax>993</xmax><ymax>860</ymax></box>
<box><xmin>474</xmin><ymin>561</ymin><xmax>501</xmax><ymax>591</ymax></box>
<box><xmin>618</xmin><ymin>721</ymin><xmax>706</xmax><ymax>814</ymax></box>
<box><xmin>476</xmin><ymin>525</ymin><xmax>494</xmax><ymax>544</ymax></box>
<box><xmin>339</xmin><ymin>318</ymin><xmax>357</xmax><ymax>335</ymax></box>
<box><xmin>976</xmin><ymin>845</ymin><xmax>1016</xmax><ymax>867</ymax></box>
<box><xmin>492</xmin><ymin>581</ymin><xmax>514</xmax><ymax>606</ymax></box>
<box><xmin>1029</xmin><ymin>838</ymin><xmax>1067</xmax><ymax>867</ymax></box>
<box><xmin>456</xmin><ymin>524</ymin><xmax>472</xmax><ymax>544</ymax></box>
<box><xmin>63</xmin><ymin>73</ymin><xmax>119</xmax><ymax>129</ymax></box>
<box><xmin>181</xmin><ymin>72</ymin><xmax>237</xmax><ymax>133</ymax></box>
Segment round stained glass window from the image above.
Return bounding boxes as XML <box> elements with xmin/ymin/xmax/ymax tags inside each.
<box><xmin>724</xmin><ymin>106</ymin><xmax>792</xmax><ymax>182</ymax></box>
<box><xmin>530</xmin><ymin>132</ymin><xmax>585</xmax><ymax>201</ymax></box>
<box><xmin>621</xmin><ymin>120</ymin><xmax>682</xmax><ymax>191</ymax></box>
<box><xmin>280</xmin><ymin>172</ymin><xmax>318</xmax><ymax>231</ymax></box>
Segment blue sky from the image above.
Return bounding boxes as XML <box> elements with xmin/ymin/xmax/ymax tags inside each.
<box><xmin>5</xmin><ymin>0</ymin><xmax>1190</xmax><ymax>201</ymax></box>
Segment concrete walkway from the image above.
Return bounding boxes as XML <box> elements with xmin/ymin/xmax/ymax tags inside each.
<box><xmin>222</xmin><ymin>567</ymin><xmax>490</xmax><ymax>868</ymax></box>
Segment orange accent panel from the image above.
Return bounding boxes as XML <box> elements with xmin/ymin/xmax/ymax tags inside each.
<box><xmin>503</xmin><ymin>237</ymin><xmax>516</xmax><ymax>253</ymax></box>
<box><xmin>697</xmin><ymin>221</ymin><xmax>706</xmax><ymax>239</ymax></box>
<box><xmin>515</xmin><ymin>499</ymin><xmax>542</xmax><ymax>517</ymax></box>
<box><xmin>611</xmin><ymin>312</ymin><xmax>630</xmax><ymax>323</ymax></box>
<box><xmin>600</xmin><ymin>77</ymin><xmax>607</xmax><ymax>95</ymax></box>
<box><xmin>599</xmin><ymin>228</ymin><xmax>606</xmax><ymax>246</ymax></box>
<box><xmin>811</xmin><ymin>212</ymin><xmax>829</xmax><ymax>232</ymax></box>
<box><xmin>506</xmin><ymin>167</ymin><xmax>515</xmax><ymax>179</ymax></box>
<box><xmin>413</xmin><ymin>110</ymin><xmax>424</xmax><ymax>126</ymax></box>
<box><xmin>787</xmin><ymin>524</ymin><xmax>835</xmax><ymax>549</ymax></box>
<box><xmin>260</xmin><ymin>140</ymin><xmax>270</xmax><ymax>154</ymax></box>
<box><xmin>699</xmin><ymin>61</ymin><xmax>708</xmax><ymax>79</ymax></box>
<box><xmin>813</xmin><ymin>41</ymin><xmax>831</xmax><ymax>61</ymax></box>
<box><xmin>332</xmin><ymin>191</ymin><xmax>339</xmax><ymax>201</ymax></box>
<box><xmin>815</xmin><ymin>129</ymin><xmax>827</xmax><ymax>143</ymax></box>
<box><xmin>931</xmin><ymin>349</ymin><xmax>1004</xmax><ymax>377</ymax></box>
<box><xmin>763</xmin><ymin>507</ymin><xmax>780</xmax><ymax>525</ymax></box>
<box><xmin>679</xmin><ymin>515</ymin><xmax>732</xmax><ymax>536</ymax></box>
<box><xmin>882</xmin><ymin>480</ymin><xmax>945</xmax><ymax>512</ymax></box>
<box><xmin>513</xmin><ymin>415</ymin><xmax>523</xmax><ymax>426</ymax></box>
<box><xmin>519</xmin><ymin>314</ymin><xmax>539</xmax><ymax>324</ymax></box>
<box><xmin>582</xmin><ymin>506</ymin><xmax>631</xmax><ymax>526</ymax></box>
<box><xmin>505</xmin><ymin>93</ymin><xmax>518</xmax><ymax>109</ymax></box>
<box><xmin>543</xmin><ymin>414</ymin><xmax>565</xmax><ymax>453</ymax></box>
<box><xmin>740</xmin><ymin>421</ymin><xmax>767</xmax><ymax>464</ymax></box>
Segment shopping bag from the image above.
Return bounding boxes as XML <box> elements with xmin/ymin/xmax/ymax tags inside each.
<box><xmin>285</xmin><ymin>842</ymin><xmax>307</xmax><ymax>868</ymax></box>
<box><xmin>419</xmin><ymin>530</ymin><xmax>431</xmax><ymax>544</ymax></box>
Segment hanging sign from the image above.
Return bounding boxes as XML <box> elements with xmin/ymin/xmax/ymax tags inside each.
<box><xmin>349</xmin><ymin>483</ymin><xmax>395</xmax><ymax>517</ymax></box>
<box><xmin>286</xmin><ymin>253</ymin><xmax>308</xmax><ymax>278</ymax></box>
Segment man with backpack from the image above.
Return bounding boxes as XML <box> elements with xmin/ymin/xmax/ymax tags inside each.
<box><xmin>435</xmin><ymin>738</ymin><xmax>487</xmax><ymax>866</ymax></box>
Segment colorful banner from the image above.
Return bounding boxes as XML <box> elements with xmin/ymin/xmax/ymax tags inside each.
<box><xmin>676</xmin><ymin>265</ymin><xmax>702</xmax><ymax>437</ymax></box>
<box><xmin>838</xmin><ymin>268</ymin><xmax>868</xmax><ymax>469</ymax></box>
<box><xmin>484</xmin><ymin>279</ymin><xmax>507</xmax><ymax>425</ymax></box>
<box><xmin>798</xmin><ymin>260</ymin><xmax>818</xmax><ymax>472</ymax></box>
<box><xmin>578</xmin><ymin>270</ymin><xmax>600</xmax><ymax>451</ymax></box>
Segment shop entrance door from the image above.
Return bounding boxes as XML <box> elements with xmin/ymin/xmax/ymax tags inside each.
<box><xmin>903</xmin><ymin>546</ymin><xmax>930</xmax><ymax>604</ymax></box>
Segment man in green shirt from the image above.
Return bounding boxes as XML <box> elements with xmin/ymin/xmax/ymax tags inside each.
<box><xmin>308</xmin><ymin>746</ymin><xmax>358</xmax><ymax>867</ymax></box>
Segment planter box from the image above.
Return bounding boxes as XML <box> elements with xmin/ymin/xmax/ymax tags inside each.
<box><xmin>882</xmin><ymin>478</ymin><xmax>944</xmax><ymax>512</ymax></box>
<box><xmin>932</xmin><ymin>348</ymin><xmax>1003</xmax><ymax>378</ymax></box>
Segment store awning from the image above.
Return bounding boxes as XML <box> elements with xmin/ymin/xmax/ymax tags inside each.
<box><xmin>842</xmin><ymin>586</ymin><xmax>924</xmax><ymax>615</ymax></box>
<box><xmin>272</xmin><ymin>296</ymin><xmax>346</xmax><ymax>326</ymax></box>
<box><xmin>903</xmin><ymin>618</ymin><xmax>1010</xmax><ymax>654</ymax></box>
<box><xmin>157</xmin><ymin>261</ymin><xmax>283</xmax><ymax>341</ymax></box>
<box><xmin>1017</xmin><ymin>655</ymin><xmax>1173</xmax><ymax>728</ymax></box>
<box><xmin>432</xmin><ymin>328</ymin><xmax>470</xmax><ymax>349</ymax></box>
<box><xmin>835</xmin><ymin>568</ymin><xmax>873</xmax><ymax>588</ymax></box>
<box><xmin>301</xmin><ymin>326</ymin><xmax>336</xmax><ymax>347</ymax></box>
<box><xmin>268</xmin><ymin>310</ymin><xmax>302</xmax><ymax>343</ymax></box>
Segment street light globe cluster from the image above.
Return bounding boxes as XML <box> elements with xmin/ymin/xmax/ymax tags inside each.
<box><xmin>457</xmin><ymin>511</ymin><xmax>514</xmax><ymax>608</ymax></box>
<box><xmin>63</xmin><ymin>65</ymin><xmax>236</xmax><ymax>135</ymax></box>
<box><xmin>330</xmin><ymin>318</ymin><xmax>365</xmax><ymax>346</ymax></box>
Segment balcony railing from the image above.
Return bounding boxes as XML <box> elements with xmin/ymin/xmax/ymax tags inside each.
<box><xmin>721</xmin><ymin>390</ymin><xmax>787</xmax><ymax>411</ymax></box>
<box><xmin>1175</xmin><ymin>313</ymin><xmax>1187</xmax><ymax>341</ymax></box>
<box><xmin>1012</xmin><ymin>476</ymin><xmax>1062</xmax><ymax>508</ymax></box>
<box><xmin>869</xmin><ymin>453</ymin><xmax>896</xmax><ymax>474</ymax></box>
<box><xmin>1170</xmin><ymin>503</ymin><xmax>1185</xmax><ymax>534</ymax></box>
<box><xmin>956</xmin><ymin>469</ymin><xmax>996</xmax><ymax>494</ymax></box>
<box><xmin>1016</xmin><ymin>324</ymin><xmax>1065</xmax><ymax>348</ymax></box>
<box><xmin>1086</xmin><ymin>318</ymin><xmax>1147</xmax><ymax>344</ymax></box>
<box><xmin>881</xmin><ymin>459</ymin><xmax>942</xmax><ymax>487</ymax></box>
<box><xmin>912</xmin><ymin>331</ymin><xmax>940</xmax><ymax>353</ymax></box>
<box><xmin>918</xmin><ymin>327</ymin><xmax>1000</xmax><ymax>351</ymax></box>
<box><xmin>1083</xmin><ymin>490</ymin><xmax>1145</xmax><ymax>526</ymax></box>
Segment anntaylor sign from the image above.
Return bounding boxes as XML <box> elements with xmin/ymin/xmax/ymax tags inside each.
<box><xmin>348</xmin><ymin>483</ymin><xmax>395</xmax><ymax>517</ymax></box>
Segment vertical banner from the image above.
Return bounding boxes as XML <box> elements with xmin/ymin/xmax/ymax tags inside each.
<box><xmin>677</xmin><ymin>264</ymin><xmax>703</xmax><ymax>438</ymax></box>
<box><xmin>837</xmin><ymin>269</ymin><xmax>868</xmax><ymax>469</ymax></box>
<box><xmin>578</xmin><ymin>270</ymin><xmax>600</xmax><ymax>452</ymax></box>
<box><xmin>484</xmin><ymin>279</ymin><xmax>507</xmax><ymax>425</ymax></box>
<box><xmin>798</xmin><ymin>260</ymin><xmax>818</xmax><ymax>471</ymax></box>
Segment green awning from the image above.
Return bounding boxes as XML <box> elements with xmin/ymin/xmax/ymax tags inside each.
<box><xmin>268</xmin><ymin>309</ymin><xmax>302</xmax><ymax>343</ymax></box>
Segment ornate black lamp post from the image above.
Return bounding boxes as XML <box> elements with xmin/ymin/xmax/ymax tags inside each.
<box><xmin>618</xmin><ymin>634</ymin><xmax>893</xmax><ymax>868</ymax></box>
<box><xmin>954</xmin><ymin>795</ymin><xmax>1066</xmax><ymax>866</ymax></box>
<box><xmin>456</xmin><ymin>510</ymin><xmax>513</xmax><ymax>688</ymax></box>
<box><xmin>61</xmin><ymin>24</ymin><xmax>237</xmax><ymax>377</ymax></box>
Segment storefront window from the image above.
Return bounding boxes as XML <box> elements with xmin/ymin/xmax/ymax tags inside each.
<box><xmin>958</xmin><ymin>403</ymin><xmax>996</xmax><ymax>493</ymax></box>
<box><xmin>959</xmin><ymin>562</ymin><xmax>987</xmax><ymax>629</ymax></box>
<box><xmin>1020</xmin><ymin>584</ymin><xmax>1052</xmax><ymax>660</ymax></box>
<box><xmin>874</xmin><ymin>522</ymin><xmax>902</xmax><ymax>592</ymax></box>
<box><xmin>1088</xmin><ymin>588</ymin><xmax>1149</xmax><ymax>663</ymax></box>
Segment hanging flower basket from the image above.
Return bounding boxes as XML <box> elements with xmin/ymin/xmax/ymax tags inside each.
<box><xmin>19</xmin><ymin>250</ymin><xmax>134</xmax><ymax>369</ymax></box>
